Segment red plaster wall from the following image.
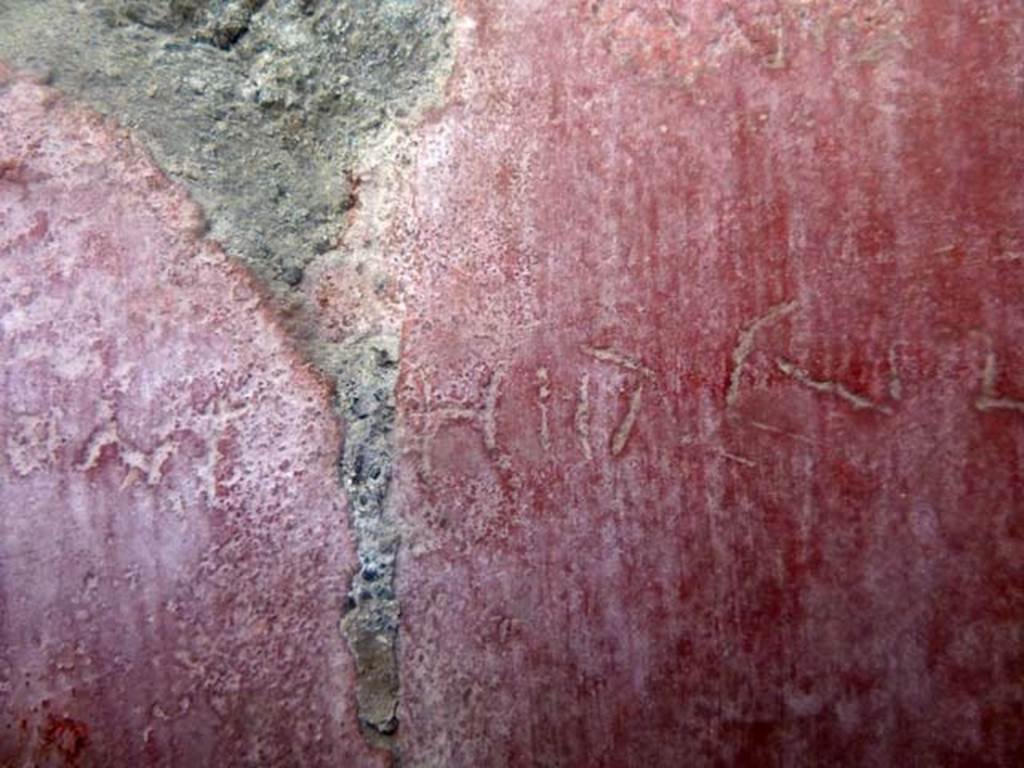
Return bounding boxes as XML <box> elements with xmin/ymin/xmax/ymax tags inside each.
<box><xmin>0</xmin><ymin>68</ymin><xmax>382</xmax><ymax>767</ymax></box>
<box><xmin>358</xmin><ymin>2</ymin><xmax>1024</xmax><ymax>764</ymax></box>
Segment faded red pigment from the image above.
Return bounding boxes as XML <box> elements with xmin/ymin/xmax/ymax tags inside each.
<box><xmin>0</xmin><ymin>68</ymin><xmax>383</xmax><ymax>767</ymax></box>
<box><xmin>1</xmin><ymin>1</ymin><xmax>1023</xmax><ymax>766</ymax></box>
<box><xmin>326</xmin><ymin>1</ymin><xmax>1021</xmax><ymax>765</ymax></box>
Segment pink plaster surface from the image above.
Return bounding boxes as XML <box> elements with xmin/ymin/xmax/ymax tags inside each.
<box><xmin>0</xmin><ymin>68</ymin><xmax>382</xmax><ymax>767</ymax></box>
<box><xmin>4</xmin><ymin>1</ymin><xmax>1024</xmax><ymax>765</ymax></box>
<box><xmin>322</xmin><ymin>1</ymin><xmax>1023</xmax><ymax>765</ymax></box>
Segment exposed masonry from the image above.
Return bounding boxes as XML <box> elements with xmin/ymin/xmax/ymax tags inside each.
<box><xmin>333</xmin><ymin>338</ymin><xmax>402</xmax><ymax>743</ymax></box>
<box><xmin>0</xmin><ymin>0</ymin><xmax>455</xmax><ymax>752</ymax></box>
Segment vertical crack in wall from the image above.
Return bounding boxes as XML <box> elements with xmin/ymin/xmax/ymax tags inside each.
<box><xmin>335</xmin><ymin>338</ymin><xmax>402</xmax><ymax>745</ymax></box>
<box><xmin>0</xmin><ymin>0</ymin><xmax>455</xmax><ymax>755</ymax></box>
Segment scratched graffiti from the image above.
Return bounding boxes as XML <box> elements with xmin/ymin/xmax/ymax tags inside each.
<box><xmin>400</xmin><ymin>300</ymin><xmax>1020</xmax><ymax>478</ymax></box>
<box><xmin>593</xmin><ymin>0</ymin><xmax>908</xmax><ymax>91</ymax></box>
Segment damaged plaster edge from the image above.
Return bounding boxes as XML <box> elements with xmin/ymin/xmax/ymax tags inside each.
<box><xmin>319</xmin><ymin>3</ymin><xmax>461</xmax><ymax>754</ymax></box>
<box><xmin>1</xmin><ymin>0</ymin><xmax>461</xmax><ymax>758</ymax></box>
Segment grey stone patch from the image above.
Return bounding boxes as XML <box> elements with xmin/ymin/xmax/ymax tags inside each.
<box><xmin>0</xmin><ymin>0</ymin><xmax>454</xmax><ymax>750</ymax></box>
<box><xmin>0</xmin><ymin>0</ymin><xmax>450</xmax><ymax>290</ymax></box>
<box><xmin>321</xmin><ymin>334</ymin><xmax>404</xmax><ymax>743</ymax></box>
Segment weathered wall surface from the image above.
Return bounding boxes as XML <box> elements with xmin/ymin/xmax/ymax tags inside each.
<box><xmin>0</xmin><ymin>0</ymin><xmax>452</xmax><ymax>289</ymax></box>
<box><xmin>2</xmin><ymin>1</ymin><xmax>1023</xmax><ymax>766</ymax></box>
<box><xmin>328</xmin><ymin>1</ymin><xmax>1020</xmax><ymax>764</ymax></box>
<box><xmin>0</xmin><ymin>69</ymin><xmax>383</xmax><ymax>766</ymax></box>
<box><xmin>0</xmin><ymin>0</ymin><xmax>455</xmax><ymax>748</ymax></box>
